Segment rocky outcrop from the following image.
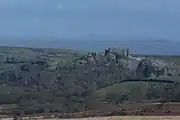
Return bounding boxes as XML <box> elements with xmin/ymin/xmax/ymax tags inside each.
<box><xmin>74</xmin><ymin>47</ymin><xmax>170</xmax><ymax>79</ymax></box>
<box><xmin>0</xmin><ymin>47</ymin><xmax>175</xmax><ymax>89</ymax></box>
<box><xmin>136</xmin><ymin>59</ymin><xmax>167</xmax><ymax>78</ymax></box>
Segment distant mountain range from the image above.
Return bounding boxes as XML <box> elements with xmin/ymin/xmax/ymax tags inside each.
<box><xmin>0</xmin><ymin>36</ymin><xmax>180</xmax><ymax>55</ymax></box>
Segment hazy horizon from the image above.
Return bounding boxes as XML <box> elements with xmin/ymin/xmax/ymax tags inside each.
<box><xmin>1</xmin><ymin>0</ymin><xmax>180</xmax><ymax>55</ymax></box>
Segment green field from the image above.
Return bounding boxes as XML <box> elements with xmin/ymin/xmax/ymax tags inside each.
<box><xmin>94</xmin><ymin>76</ymin><xmax>180</xmax><ymax>102</ymax></box>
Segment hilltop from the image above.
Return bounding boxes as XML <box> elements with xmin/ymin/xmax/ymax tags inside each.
<box><xmin>0</xmin><ymin>46</ymin><xmax>179</xmax><ymax>118</ymax></box>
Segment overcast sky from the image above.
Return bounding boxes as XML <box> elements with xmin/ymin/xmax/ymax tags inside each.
<box><xmin>0</xmin><ymin>0</ymin><xmax>180</xmax><ymax>40</ymax></box>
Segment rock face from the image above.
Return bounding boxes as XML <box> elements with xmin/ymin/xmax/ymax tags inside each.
<box><xmin>74</xmin><ymin>47</ymin><xmax>170</xmax><ymax>79</ymax></box>
<box><xmin>75</xmin><ymin>47</ymin><xmax>130</xmax><ymax>66</ymax></box>
<box><xmin>136</xmin><ymin>59</ymin><xmax>167</xmax><ymax>78</ymax></box>
<box><xmin>111</xmin><ymin>47</ymin><xmax>129</xmax><ymax>57</ymax></box>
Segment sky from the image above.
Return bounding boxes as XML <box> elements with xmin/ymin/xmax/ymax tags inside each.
<box><xmin>0</xmin><ymin>0</ymin><xmax>180</xmax><ymax>40</ymax></box>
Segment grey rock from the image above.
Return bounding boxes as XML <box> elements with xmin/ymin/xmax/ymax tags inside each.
<box><xmin>136</xmin><ymin>59</ymin><xmax>167</xmax><ymax>78</ymax></box>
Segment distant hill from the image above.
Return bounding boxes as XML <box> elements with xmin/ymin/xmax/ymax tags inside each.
<box><xmin>0</xmin><ymin>37</ymin><xmax>180</xmax><ymax>55</ymax></box>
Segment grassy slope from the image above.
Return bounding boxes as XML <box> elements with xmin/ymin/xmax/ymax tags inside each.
<box><xmin>0</xmin><ymin>45</ymin><xmax>87</xmax><ymax>76</ymax></box>
<box><xmin>0</xmin><ymin>46</ymin><xmax>87</xmax><ymax>72</ymax></box>
<box><xmin>94</xmin><ymin>76</ymin><xmax>180</xmax><ymax>99</ymax></box>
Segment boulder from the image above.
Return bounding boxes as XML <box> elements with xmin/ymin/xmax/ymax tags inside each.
<box><xmin>136</xmin><ymin>59</ymin><xmax>167</xmax><ymax>78</ymax></box>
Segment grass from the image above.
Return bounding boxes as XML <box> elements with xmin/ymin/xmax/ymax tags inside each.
<box><xmin>0</xmin><ymin>63</ymin><xmax>15</xmax><ymax>72</ymax></box>
<box><xmin>95</xmin><ymin>82</ymin><xmax>149</xmax><ymax>97</ymax></box>
<box><xmin>0</xmin><ymin>46</ymin><xmax>87</xmax><ymax>72</ymax></box>
<box><xmin>94</xmin><ymin>76</ymin><xmax>180</xmax><ymax>98</ymax></box>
